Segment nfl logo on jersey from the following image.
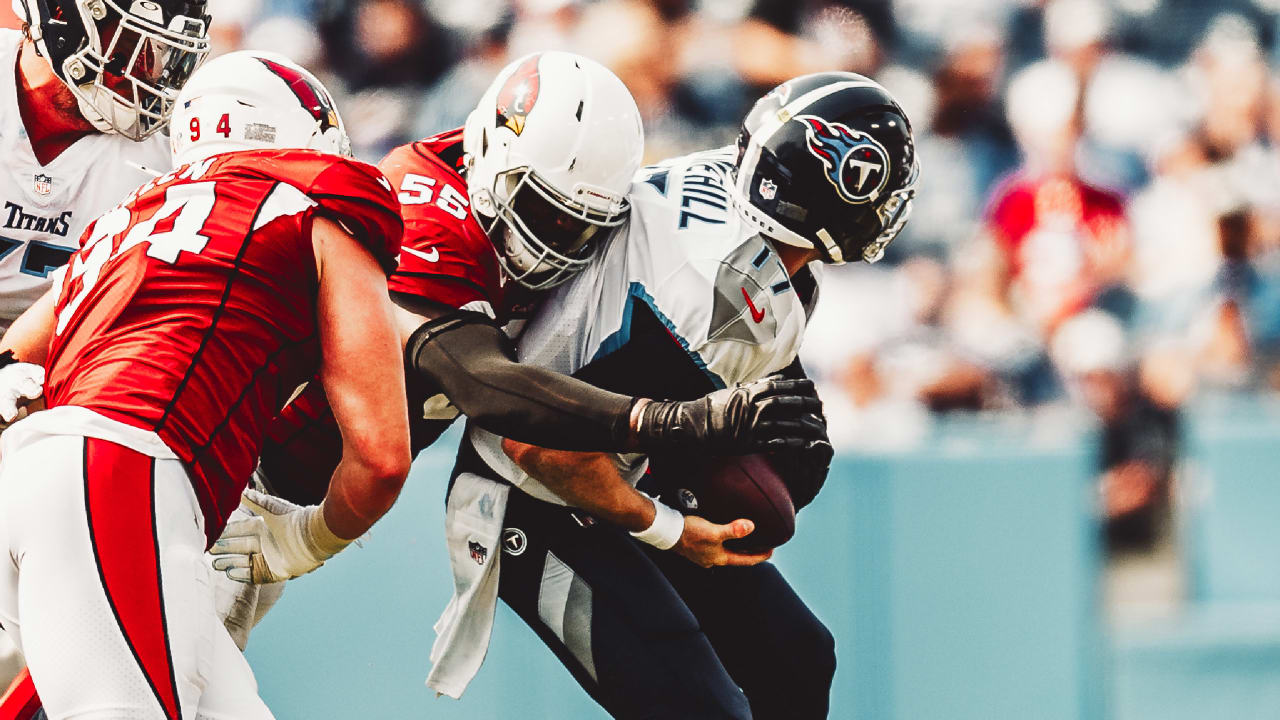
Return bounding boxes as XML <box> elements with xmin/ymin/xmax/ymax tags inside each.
<box><xmin>33</xmin><ymin>174</ymin><xmax>52</xmax><ymax>196</ymax></box>
<box><xmin>759</xmin><ymin>178</ymin><xmax>777</xmax><ymax>200</ymax></box>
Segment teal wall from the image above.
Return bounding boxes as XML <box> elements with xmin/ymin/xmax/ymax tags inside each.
<box><xmin>247</xmin><ymin>418</ymin><xmax>1106</xmax><ymax>719</ymax></box>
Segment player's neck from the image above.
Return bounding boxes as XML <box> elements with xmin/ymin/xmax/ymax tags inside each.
<box><xmin>774</xmin><ymin>242</ymin><xmax>822</xmax><ymax>277</ymax></box>
<box><xmin>16</xmin><ymin>39</ymin><xmax>97</xmax><ymax>165</ymax></box>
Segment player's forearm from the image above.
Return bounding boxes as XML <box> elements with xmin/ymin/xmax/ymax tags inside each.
<box><xmin>322</xmin><ymin>453</ymin><xmax>407</xmax><ymax>540</ymax></box>
<box><xmin>501</xmin><ymin>438</ymin><xmax>655</xmax><ymax>532</ymax></box>
<box><xmin>401</xmin><ymin>308</ymin><xmax>824</xmax><ymax>457</ymax></box>
<box><xmin>314</xmin><ymin>218</ymin><xmax>413</xmax><ymax>539</ymax></box>
<box><xmin>0</xmin><ymin>286</ymin><xmax>57</xmax><ymax>364</ymax></box>
<box><xmin>403</xmin><ymin>313</ymin><xmax>635</xmax><ymax>451</ymax></box>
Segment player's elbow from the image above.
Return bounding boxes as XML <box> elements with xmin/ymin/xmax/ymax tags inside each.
<box><xmin>345</xmin><ymin>428</ymin><xmax>412</xmax><ymax>493</ymax></box>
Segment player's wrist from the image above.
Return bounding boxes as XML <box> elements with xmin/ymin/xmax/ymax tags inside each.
<box><xmin>306</xmin><ymin>501</ymin><xmax>354</xmax><ymax>560</ymax></box>
<box><xmin>626</xmin><ymin>398</ymin><xmax>651</xmax><ymax>449</ymax></box>
<box><xmin>629</xmin><ymin>494</ymin><xmax>684</xmax><ymax>550</ymax></box>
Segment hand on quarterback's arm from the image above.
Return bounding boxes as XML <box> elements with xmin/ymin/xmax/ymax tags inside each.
<box><xmin>631</xmin><ymin>376</ymin><xmax>825</xmax><ymax>455</ymax></box>
<box><xmin>672</xmin><ymin>516</ymin><xmax>773</xmax><ymax>568</ymax></box>
<box><xmin>0</xmin><ymin>355</ymin><xmax>44</xmax><ymax>425</ymax></box>
<box><xmin>209</xmin><ymin>489</ymin><xmax>353</xmax><ymax>584</ymax></box>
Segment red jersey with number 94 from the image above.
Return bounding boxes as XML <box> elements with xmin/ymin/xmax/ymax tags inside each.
<box><xmin>43</xmin><ymin>149</ymin><xmax>403</xmax><ymax>542</ymax></box>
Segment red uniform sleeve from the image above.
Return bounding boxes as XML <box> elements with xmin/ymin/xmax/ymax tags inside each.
<box><xmin>259</xmin><ymin>381</ymin><xmax>341</xmax><ymax>506</ymax></box>
<box><xmin>305</xmin><ymin>157</ymin><xmax>404</xmax><ymax>275</ymax></box>
<box><xmin>379</xmin><ymin>141</ymin><xmax>504</xmax><ymax>313</ymax></box>
<box><xmin>387</xmin><ymin>219</ymin><xmax>497</xmax><ymax>311</ymax></box>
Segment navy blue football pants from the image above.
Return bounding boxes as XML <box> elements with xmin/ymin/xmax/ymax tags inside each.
<box><xmin>494</xmin><ymin>485</ymin><xmax>836</xmax><ymax>720</ymax></box>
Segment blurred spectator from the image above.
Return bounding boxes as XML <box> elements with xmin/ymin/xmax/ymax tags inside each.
<box><xmin>982</xmin><ymin>60</ymin><xmax>1133</xmax><ymax>334</ymax></box>
<box><xmin>207</xmin><ymin>0</ymin><xmax>264</xmax><ymax>57</ymax></box>
<box><xmin>1052</xmin><ymin>310</ymin><xmax>1181</xmax><ymax>553</ymax></box>
<box><xmin>325</xmin><ymin>0</ymin><xmax>450</xmax><ymax>91</ymax></box>
<box><xmin>412</xmin><ymin>1</ymin><xmax>516</xmax><ymax>136</ymax></box>
<box><xmin>507</xmin><ymin>0</ymin><xmax>587</xmax><ymax>57</ymax></box>
<box><xmin>732</xmin><ymin>0</ymin><xmax>895</xmax><ymax>99</ymax></box>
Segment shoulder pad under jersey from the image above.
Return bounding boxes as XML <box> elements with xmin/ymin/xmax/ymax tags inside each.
<box><xmin>211</xmin><ymin>149</ymin><xmax>404</xmax><ymax>274</ymax></box>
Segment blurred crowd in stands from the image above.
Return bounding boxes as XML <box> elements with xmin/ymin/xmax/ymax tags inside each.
<box><xmin>12</xmin><ymin>0</ymin><xmax>1280</xmax><ymax>556</ymax></box>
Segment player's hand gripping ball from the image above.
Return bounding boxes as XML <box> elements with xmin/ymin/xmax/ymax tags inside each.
<box><xmin>659</xmin><ymin>453</ymin><xmax>796</xmax><ymax>554</ymax></box>
<box><xmin>654</xmin><ymin>399</ymin><xmax>832</xmax><ymax>553</ymax></box>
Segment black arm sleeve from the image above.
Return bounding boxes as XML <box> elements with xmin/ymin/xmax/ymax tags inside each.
<box><xmin>404</xmin><ymin>310</ymin><xmax>637</xmax><ymax>451</ymax></box>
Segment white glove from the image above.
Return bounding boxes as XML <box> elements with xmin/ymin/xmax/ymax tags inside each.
<box><xmin>0</xmin><ymin>362</ymin><xmax>43</xmax><ymax>424</ymax></box>
<box><xmin>209</xmin><ymin>488</ymin><xmax>352</xmax><ymax>584</ymax></box>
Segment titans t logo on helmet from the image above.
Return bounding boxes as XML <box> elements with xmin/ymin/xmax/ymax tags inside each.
<box><xmin>795</xmin><ymin>114</ymin><xmax>890</xmax><ymax>205</ymax></box>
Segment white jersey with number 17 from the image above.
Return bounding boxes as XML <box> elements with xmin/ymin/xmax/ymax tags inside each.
<box><xmin>0</xmin><ymin>29</ymin><xmax>170</xmax><ymax>324</ymax></box>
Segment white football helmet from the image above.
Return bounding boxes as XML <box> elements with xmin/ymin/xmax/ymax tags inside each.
<box><xmin>170</xmin><ymin>51</ymin><xmax>350</xmax><ymax>166</ymax></box>
<box><xmin>13</xmin><ymin>0</ymin><xmax>211</xmax><ymax>140</ymax></box>
<box><xmin>463</xmin><ymin>51</ymin><xmax>644</xmax><ymax>290</ymax></box>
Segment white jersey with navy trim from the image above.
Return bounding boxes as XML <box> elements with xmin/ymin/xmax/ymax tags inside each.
<box><xmin>470</xmin><ymin>146</ymin><xmax>821</xmax><ymax>502</ymax></box>
<box><xmin>0</xmin><ymin>29</ymin><xmax>170</xmax><ymax>324</ymax></box>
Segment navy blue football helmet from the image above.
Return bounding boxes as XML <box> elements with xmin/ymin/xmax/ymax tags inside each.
<box><xmin>731</xmin><ymin>72</ymin><xmax>919</xmax><ymax>264</ymax></box>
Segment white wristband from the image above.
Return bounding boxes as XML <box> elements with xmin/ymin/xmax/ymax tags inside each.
<box><xmin>630</xmin><ymin>494</ymin><xmax>685</xmax><ymax>550</ymax></box>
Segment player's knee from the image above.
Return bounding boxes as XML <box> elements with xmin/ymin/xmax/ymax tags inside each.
<box><xmin>811</xmin><ymin>621</ymin><xmax>837</xmax><ymax>687</ymax></box>
<box><xmin>780</xmin><ymin>615</ymin><xmax>837</xmax><ymax>691</ymax></box>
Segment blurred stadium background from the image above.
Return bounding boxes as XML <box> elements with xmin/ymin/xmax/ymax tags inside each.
<box><xmin>10</xmin><ymin>0</ymin><xmax>1280</xmax><ymax>716</ymax></box>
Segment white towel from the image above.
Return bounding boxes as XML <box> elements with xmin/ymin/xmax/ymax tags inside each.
<box><xmin>426</xmin><ymin>472</ymin><xmax>510</xmax><ymax>699</ymax></box>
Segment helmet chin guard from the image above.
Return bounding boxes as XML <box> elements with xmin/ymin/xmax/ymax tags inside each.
<box><xmin>462</xmin><ymin>51</ymin><xmax>643</xmax><ymax>290</ymax></box>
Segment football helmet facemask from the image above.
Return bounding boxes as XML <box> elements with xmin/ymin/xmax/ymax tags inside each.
<box><xmin>463</xmin><ymin>51</ymin><xmax>644</xmax><ymax>290</ymax></box>
<box><xmin>14</xmin><ymin>0</ymin><xmax>211</xmax><ymax>141</ymax></box>
<box><xmin>731</xmin><ymin>72</ymin><xmax>920</xmax><ymax>264</ymax></box>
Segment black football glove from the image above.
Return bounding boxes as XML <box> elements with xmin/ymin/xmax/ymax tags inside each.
<box><xmin>632</xmin><ymin>376</ymin><xmax>825</xmax><ymax>455</ymax></box>
<box><xmin>770</xmin><ymin>436</ymin><xmax>834</xmax><ymax>512</ymax></box>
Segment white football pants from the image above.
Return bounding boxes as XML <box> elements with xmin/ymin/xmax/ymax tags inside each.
<box><xmin>0</xmin><ymin>412</ymin><xmax>273</xmax><ymax>719</ymax></box>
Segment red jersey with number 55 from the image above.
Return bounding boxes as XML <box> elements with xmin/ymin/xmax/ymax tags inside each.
<box><xmin>381</xmin><ymin>129</ymin><xmax>511</xmax><ymax>318</ymax></box>
<box><xmin>44</xmin><ymin>149</ymin><xmax>403</xmax><ymax>542</ymax></box>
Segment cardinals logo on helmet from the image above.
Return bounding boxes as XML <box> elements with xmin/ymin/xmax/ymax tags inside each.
<box><xmin>795</xmin><ymin>114</ymin><xmax>890</xmax><ymax>205</ymax></box>
<box><xmin>258</xmin><ymin>58</ymin><xmax>340</xmax><ymax>133</ymax></box>
<box><xmin>496</xmin><ymin>55</ymin><xmax>542</xmax><ymax>136</ymax></box>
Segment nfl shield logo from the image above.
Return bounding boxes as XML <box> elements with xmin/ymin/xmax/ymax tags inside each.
<box><xmin>33</xmin><ymin>174</ymin><xmax>52</xmax><ymax>196</ymax></box>
<box><xmin>759</xmin><ymin>178</ymin><xmax>778</xmax><ymax>200</ymax></box>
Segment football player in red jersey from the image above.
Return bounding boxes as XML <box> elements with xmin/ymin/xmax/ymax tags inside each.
<box><xmin>0</xmin><ymin>51</ymin><xmax>410</xmax><ymax>719</ymax></box>
<box><xmin>208</xmin><ymin>52</ymin><xmax>827</xmax><ymax>651</ymax></box>
<box><xmin>0</xmin><ymin>0</ymin><xmax>213</xmax><ymax>704</ymax></box>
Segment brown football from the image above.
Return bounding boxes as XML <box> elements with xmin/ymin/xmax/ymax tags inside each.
<box><xmin>666</xmin><ymin>453</ymin><xmax>796</xmax><ymax>553</ymax></box>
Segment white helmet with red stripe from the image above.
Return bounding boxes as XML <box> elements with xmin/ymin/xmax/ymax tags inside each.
<box><xmin>169</xmin><ymin>50</ymin><xmax>350</xmax><ymax>166</ymax></box>
<box><xmin>463</xmin><ymin>51</ymin><xmax>644</xmax><ymax>290</ymax></box>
